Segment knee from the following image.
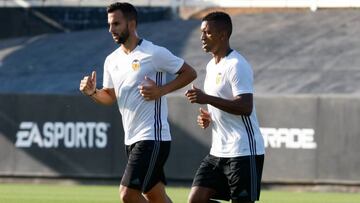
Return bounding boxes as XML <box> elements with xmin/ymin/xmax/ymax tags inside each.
<box><xmin>143</xmin><ymin>182</ymin><xmax>170</xmax><ymax>203</ymax></box>
<box><xmin>119</xmin><ymin>186</ymin><xmax>136</xmax><ymax>203</ymax></box>
<box><xmin>119</xmin><ymin>186</ymin><xmax>128</xmax><ymax>202</ymax></box>
<box><xmin>188</xmin><ymin>194</ymin><xmax>204</xmax><ymax>203</ymax></box>
<box><xmin>187</xmin><ymin>194</ymin><xmax>196</xmax><ymax>203</ymax></box>
<box><xmin>188</xmin><ymin>191</ymin><xmax>216</xmax><ymax>203</ymax></box>
<box><xmin>144</xmin><ymin>192</ymin><xmax>165</xmax><ymax>203</ymax></box>
<box><xmin>188</xmin><ymin>186</ymin><xmax>215</xmax><ymax>203</ymax></box>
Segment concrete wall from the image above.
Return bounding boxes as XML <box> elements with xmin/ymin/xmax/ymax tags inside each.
<box><xmin>0</xmin><ymin>6</ymin><xmax>171</xmax><ymax>39</ymax></box>
<box><xmin>0</xmin><ymin>7</ymin><xmax>59</xmax><ymax>39</ymax></box>
<box><xmin>0</xmin><ymin>94</ymin><xmax>359</xmax><ymax>184</ymax></box>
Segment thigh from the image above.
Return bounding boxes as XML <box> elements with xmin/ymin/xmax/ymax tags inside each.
<box><xmin>143</xmin><ymin>182</ymin><xmax>171</xmax><ymax>203</ymax></box>
<box><xmin>225</xmin><ymin>155</ymin><xmax>264</xmax><ymax>202</ymax></box>
<box><xmin>188</xmin><ymin>186</ymin><xmax>216</xmax><ymax>203</ymax></box>
<box><xmin>191</xmin><ymin>155</ymin><xmax>231</xmax><ymax>201</ymax></box>
<box><xmin>121</xmin><ymin>140</ymin><xmax>171</xmax><ymax>193</ymax></box>
<box><xmin>119</xmin><ymin>185</ymin><xmax>147</xmax><ymax>203</ymax></box>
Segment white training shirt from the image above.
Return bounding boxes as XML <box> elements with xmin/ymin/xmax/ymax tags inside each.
<box><xmin>103</xmin><ymin>39</ymin><xmax>184</xmax><ymax>145</ymax></box>
<box><xmin>204</xmin><ymin>50</ymin><xmax>265</xmax><ymax>157</ymax></box>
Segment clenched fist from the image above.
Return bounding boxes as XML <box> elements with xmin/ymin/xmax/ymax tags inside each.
<box><xmin>185</xmin><ymin>84</ymin><xmax>208</xmax><ymax>104</ymax></box>
<box><xmin>138</xmin><ymin>76</ymin><xmax>161</xmax><ymax>101</ymax></box>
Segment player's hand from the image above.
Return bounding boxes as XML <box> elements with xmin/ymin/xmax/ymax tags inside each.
<box><xmin>138</xmin><ymin>76</ymin><xmax>161</xmax><ymax>101</ymax></box>
<box><xmin>80</xmin><ymin>71</ymin><xmax>96</xmax><ymax>96</ymax></box>
<box><xmin>185</xmin><ymin>84</ymin><xmax>208</xmax><ymax>104</ymax></box>
<box><xmin>197</xmin><ymin>108</ymin><xmax>211</xmax><ymax>129</ymax></box>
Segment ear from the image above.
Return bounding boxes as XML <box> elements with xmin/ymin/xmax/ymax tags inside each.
<box><xmin>220</xmin><ymin>31</ymin><xmax>228</xmax><ymax>41</ymax></box>
<box><xmin>128</xmin><ymin>19</ymin><xmax>137</xmax><ymax>31</ymax></box>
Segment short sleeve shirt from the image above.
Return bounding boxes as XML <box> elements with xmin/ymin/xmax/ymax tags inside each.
<box><xmin>103</xmin><ymin>39</ymin><xmax>184</xmax><ymax>145</ymax></box>
<box><xmin>204</xmin><ymin>50</ymin><xmax>265</xmax><ymax>157</ymax></box>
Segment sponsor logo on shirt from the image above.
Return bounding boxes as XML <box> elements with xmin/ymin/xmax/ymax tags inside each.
<box><xmin>132</xmin><ymin>59</ymin><xmax>140</xmax><ymax>71</ymax></box>
<box><xmin>216</xmin><ymin>73</ymin><xmax>222</xmax><ymax>84</ymax></box>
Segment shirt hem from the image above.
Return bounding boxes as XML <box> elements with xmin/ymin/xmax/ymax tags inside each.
<box><xmin>209</xmin><ymin>151</ymin><xmax>265</xmax><ymax>158</ymax></box>
<box><xmin>125</xmin><ymin>137</ymin><xmax>171</xmax><ymax>146</ymax></box>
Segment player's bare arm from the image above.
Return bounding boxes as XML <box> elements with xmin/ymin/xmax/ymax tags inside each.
<box><xmin>185</xmin><ymin>85</ymin><xmax>253</xmax><ymax>116</ymax></box>
<box><xmin>139</xmin><ymin>62</ymin><xmax>197</xmax><ymax>101</ymax></box>
<box><xmin>79</xmin><ymin>70</ymin><xmax>116</xmax><ymax>105</ymax></box>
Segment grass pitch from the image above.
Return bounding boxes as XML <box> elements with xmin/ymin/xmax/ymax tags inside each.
<box><xmin>0</xmin><ymin>183</ymin><xmax>360</xmax><ymax>203</ymax></box>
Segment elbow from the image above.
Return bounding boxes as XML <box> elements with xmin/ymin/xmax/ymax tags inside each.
<box><xmin>234</xmin><ymin>106</ymin><xmax>252</xmax><ymax>116</ymax></box>
<box><xmin>104</xmin><ymin>101</ymin><xmax>116</xmax><ymax>106</ymax></box>
<box><xmin>190</xmin><ymin>68</ymin><xmax>197</xmax><ymax>81</ymax></box>
<box><xmin>185</xmin><ymin>63</ymin><xmax>197</xmax><ymax>81</ymax></box>
<box><xmin>244</xmin><ymin>105</ymin><xmax>253</xmax><ymax>116</ymax></box>
<box><xmin>95</xmin><ymin>100</ymin><xmax>115</xmax><ymax>106</ymax></box>
<box><xmin>234</xmin><ymin>96</ymin><xmax>253</xmax><ymax>116</ymax></box>
<box><xmin>178</xmin><ymin>63</ymin><xmax>197</xmax><ymax>83</ymax></box>
<box><xmin>242</xmin><ymin>109</ymin><xmax>253</xmax><ymax>116</ymax></box>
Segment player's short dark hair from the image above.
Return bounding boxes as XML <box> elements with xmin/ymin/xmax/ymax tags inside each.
<box><xmin>107</xmin><ymin>2</ymin><xmax>138</xmax><ymax>25</ymax></box>
<box><xmin>202</xmin><ymin>11</ymin><xmax>232</xmax><ymax>38</ymax></box>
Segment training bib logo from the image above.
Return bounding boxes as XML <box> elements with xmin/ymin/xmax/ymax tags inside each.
<box><xmin>216</xmin><ymin>73</ymin><xmax>222</xmax><ymax>84</ymax></box>
<box><xmin>132</xmin><ymin>59</ymin><xmax>140</xmax><ymax>71</ymax></box>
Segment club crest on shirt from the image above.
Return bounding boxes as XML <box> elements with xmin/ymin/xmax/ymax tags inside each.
<box><xmin>132</xmin><ymin>59</ymin><xmax>140</xmax><ymax>71</ymax></box>
<box><xmin>216</xmin><ymin>73</ymin><xmax>222</xmax><ymax>84</ymax></box>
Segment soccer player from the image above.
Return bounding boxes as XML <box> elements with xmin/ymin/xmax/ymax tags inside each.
<box><xmin>185</xmin><ymin>11</ymin><xmax>265</xmax><ymax>203</ymax></box>
<box><xmin>79</xmin><ymin>2</ymin><xmax>196</xmax><ymax>203</ymax></box>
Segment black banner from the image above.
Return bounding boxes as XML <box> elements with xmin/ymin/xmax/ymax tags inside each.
<box><xmin>0</xmin><ymin>94</ymin><xmax>125</xmax><ymax>177</ymax></box>
<box><xmin>1</xmin><ymin>94</ymin><xmax>360</xmax><ymax>184</ymax></box>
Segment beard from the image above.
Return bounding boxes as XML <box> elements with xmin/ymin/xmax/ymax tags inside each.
<box><xmin>202</xmin><ymin>43</ymin><xmax>211</xmax><ymax>53</ymax></box>
<box><xmin>116</xmin><ymin>32</ymin><xmax>129</xmax><ymax>44</ymax></box>
<box><xmin>113</xmin><ymin>26</ymin><xmax>130</xmax><ymax>44</ymax></box>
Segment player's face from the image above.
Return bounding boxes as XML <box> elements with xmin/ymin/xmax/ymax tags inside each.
<box><xmin>200</xmin><ymin>21</ymin><xmax>222</xmax><ymax>54</ymax></box>
<box><xmin>108</xmin><ymin>10</ymin><xmax>130</xmax><ymax>44</ymax></box>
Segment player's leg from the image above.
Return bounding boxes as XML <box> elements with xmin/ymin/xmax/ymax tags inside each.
<box><xmin>119</xmin><ymin>185</ymin><xmax>147</xmax><ymax>203</ymax></box>
<box><xmin>232</xmin><ymin>200</ymin><xmax>253</xmax><ymax>203</ymax></box>
<box><xmin>143</xmin><ymin>181</ymin><xmax>172</xmax><ymax>203</ymax></box>
<box><xmin>120</xmin><ymin>140</ymin><xmax>170</xmax><ymax>203</ymax></box>
<box><xmin>226</xmin><ymin>155</ymin><xmax>264</xmax><ymax>203</ymax></box>
<box><xmin>140</xmin><ymin>141</ymin><xmax>172</xmax><ymax>203</ymax></box>
<box><xmin>188</xmin><ymin>155</ymin><xmax>231</xmax><ymax>203</ymax></box>
<box><xmin>188</xmin><ymin>186</ymin><xmax>217</xmax><ymax>203</ymax></box>
<box><xmin>119</xmin><ymin>141</ymin><xmax>149</xmax><ymax>203</ymax></box>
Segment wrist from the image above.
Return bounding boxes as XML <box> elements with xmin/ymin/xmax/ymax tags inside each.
<box><xmin>203</xmin><ymin>94</ymin><xmax>212</xmax><ymax>104</ymax></box>
<box><xmin>159</xmin><ymin>86</ymin><xmax>167</xmax><ymax>97</ymax></box>
<box><xmin>88</xmin><ymin>89</ymin><xmax>97</xmax><ymax>97</ymax></box>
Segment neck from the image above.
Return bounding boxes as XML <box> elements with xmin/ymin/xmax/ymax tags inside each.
<box><xmin>212</xmin><ymin>45</ymin><xmax>231</xmax><ymax>64</ymax></box>
<box><xmin>121</xmin><ymin>33</ymin><xmax>140</xmax><ymax>54</ymax></box>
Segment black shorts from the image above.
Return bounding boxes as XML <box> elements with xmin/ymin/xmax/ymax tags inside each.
<box><xmin>121</xmin><ymin>140</ymin><xmax>171</xmax><ymax>193</ymax></box>
<box><xmin>192</xmin><ymin>154</ymin><xmax>264</xmax><ymax>201</ymax></box>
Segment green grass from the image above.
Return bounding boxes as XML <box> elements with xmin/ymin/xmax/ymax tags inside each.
<box><xmin>0</xmin><ymin>183</ymin><xmax>359</xmax><ymax>203</ymax></box>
